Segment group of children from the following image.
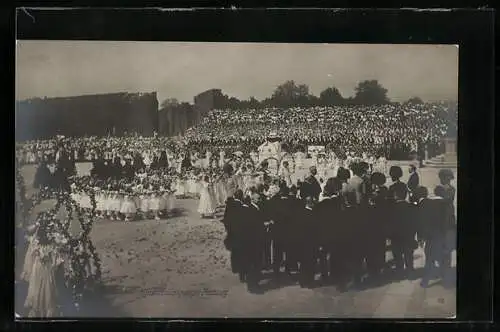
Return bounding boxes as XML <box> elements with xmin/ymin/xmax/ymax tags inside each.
<box><xmin>61</xmin><ymin>151</ymin><xmax>391</xmax><ymax>222</ymax></box>
<box><xmin>69</xmin><ymin>174</ymin><xmax>177</xmax><ymax>222</ymax></box>
<box><xmin>66</xmin><ymin>167</ymin><xmax>238</xmax><ymax>222</ymax></box>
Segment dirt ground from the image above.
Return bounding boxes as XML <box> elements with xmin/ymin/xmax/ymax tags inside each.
<box><xmin>16</xmin><ymin>162</ymin><xmax>456</xmax><ymax>318</ymax></box>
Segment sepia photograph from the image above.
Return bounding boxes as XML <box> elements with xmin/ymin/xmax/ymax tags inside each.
<box><xmin>15</xmin><ymin>41</ymin><xmax>457</xmax><ymax>318</ymax></box>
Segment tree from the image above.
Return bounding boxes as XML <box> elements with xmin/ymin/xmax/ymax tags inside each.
<box><xmin>406</xmin><ymin>96</ymin><xmax>424</xmax><ymax>105</ymax></box>
<box><xmin>227</xmin><ymin>97</ymin><xmax>242</xmax><ymax>109</ymax></box>
<box><xmin>270</xmin><ymin>80</ymin><xmax>311</xmax><ymax>107</ymax></box>
<box><xmin>319</xmin><ymin>87</ymin><xmax>344</xmax><ymax>105</ymax></box>
<box><xmin>160</xmin><ymin>98</ymin><xmax>179</xmax><ymax>109</ymax></box>
<box><xmin>248</xmin><ymin>96</ymin><xmax>260</xmax><ymax>108</ymax></box>
<box><xmin>353</xmin><ymin>80</ymin><xmax>390</xmax><ymax>105</ymax></box>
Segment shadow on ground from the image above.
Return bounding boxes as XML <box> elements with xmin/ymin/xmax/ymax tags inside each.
<box><xmin>243</xmin><ymin>264</ymin><xmax>456</xmax><ymax>296</ymax></box>
<box><xmin>15</xmin><ymin>280</ymin><xmax>128</xmax><ymax>318</ymax></box>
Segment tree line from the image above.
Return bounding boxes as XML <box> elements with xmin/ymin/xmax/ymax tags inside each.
<box><xmin>162</xmin><ymin>80</ymin><xmax>425</xmax><ymax>110</ymax></box>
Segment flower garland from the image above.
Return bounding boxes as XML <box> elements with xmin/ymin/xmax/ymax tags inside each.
<box><xmin>16</xmin><ymin>166</ymin><xmax>102</xmax><ymax>310</ymax></box>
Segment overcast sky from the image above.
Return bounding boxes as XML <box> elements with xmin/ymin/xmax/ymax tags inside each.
<box><xmin>16</xmin><ymin>41</ymin><xmax>458</xmax><ymax>104</ymax></box>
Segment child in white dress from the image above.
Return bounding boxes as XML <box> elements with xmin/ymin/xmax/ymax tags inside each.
<box><xmin>186</xmin><ymin>172</ymin><xmax>196</xmax><ymax>198</ymax></box>
<box><xmin>166</xmin><ymin>180</ymin><xmax>176</xmax><ymax>214</ymax></box>
<box><xmin>139</xmin><ymin>187</ymin><xmax>150</xmax><ymax>220</ymax></box>
<box><xmin>149</xmin><ymin>185</ymin><xmax>161</xmax><ymax>220</ymax></box>
<box><xmin>104</xmin><ymin>185</ymin><xmax>113</xmax><ymax>219</ymax></box>
<box><xmin>109</xmin><ymin>190</ymin><xmax>122</xmax><ymax>221</ymax></box>
<box><xmin>80</xmin><ymin>190</ymin><xmax>92</xmax><ymax>213</ymax></box>
<box><xmin>120</xmin><ymin>192</ymin><xmax>137</xmax><ymax>222</ymax></box>
<box><xmin>198</xmin><ymin>176</ymin><xmax>216</xmax><ymax>218</ymax></box>
<box><xmin>175</xmin><ymin>175</ymin><xmax>187</xmax><ymax>198</ymax></box>
<box><xmin>95</xmin><ymin>188</ymin><xmax>105</xmax><ymax>219</ymax></box>
<box><xmin>195</xmin><ymin>173</ymin><xmax>203</xmax><ymax>199</ymax></box>
<box><xmin>159</xmin><ymin>185</ymin><xmax>169</xmax><ymax>218</ymax></box>
<box><xmin>70</xmin><ymin>183</ymin><xmax>79</xmax><ymax>207</ymax></box>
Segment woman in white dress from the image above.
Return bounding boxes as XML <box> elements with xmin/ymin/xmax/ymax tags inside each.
<box><xmin>219</xmin><ymin>150</ymin><xmax>226</xmax><ymax>168</ymax></box>
<box><xmin>198</xmin><ymin>175</ymin><xmax>216</xmax><ymax>218</ymax></box>
<box><xmin>279</xmin><ymin>161</ymin><xmax>293</xmax><ymax>188</ymax></box>
<box><xmin>318</xmin><ymin>155</ymin><xmax>329</xmax><ymax>179</ymax></box>
<box><xmin>234</xmin><ymin>166</ymin><xmax>245</xmax><ymax>191</ymax></box>
<box><xmin>22</xmin><ymin>219</ymin><xmax>66</xmax><ymax>317</ymax></box>
<box><xmin>242</xmin><ymin>167</ymin><xmax>254</xmax><ymax>192</ymax></box>
<box><xmin>294</xmin><ymin>151</ymin><xmax>304</xmax><ymax>170</ymax></box>
<box><xmin>215</xmin><ymin>174</ymin><xmax>227</xmax><ymax>207</ymax></box>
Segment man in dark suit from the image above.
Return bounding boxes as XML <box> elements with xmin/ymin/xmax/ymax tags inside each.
<box><xmin>223</xmin><ymin>190</ymin><xmax>246</xmax><ymax>280</ymax></box>
<box><xmin>298</xmin><ymin>196</ymin><xmax>317</xmax><ymax>288</ymax></box>
<box><xmin>388</xmin><ymin>184</ymin><xmax>418</xmax><ymax>278</ymax></box>
<box><xmin>407</xmin><ymin>163</ymin><xmax>420</xmax><ymax>203</ymax></box>
<box><xmin>242</xmin><ymin>191</ymin><xmax>267</xmax><ymax>292</ymax></box>
<box><xmin>267</xmin><ymin>185</ymin><xmax>293</xmax><ymax>278</ymax></box>
<box><xmin>301</xmin><ymin>166</ymin><xmax>322</xmax><ymax>201</ymax></box>
<box><xmin>315</xmin><ymin>177</ymin><xmax>345</xmax><ymax>282</ymax></box>
<box><xmin>388</xmin><ymin>166</ymin><xmax>407</xmax><ymax>203</ymax></box>
<box><xmin>285</xmin><ymin>185</ymin><xmax>303</xmax><ymax>273</ymax></box>
<box><xmin>364</xmin><ymin>172</ymin><xmax>390</xmax><ymax>283</ymax></box>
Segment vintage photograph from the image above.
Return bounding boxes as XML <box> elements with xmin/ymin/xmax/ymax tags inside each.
<box><xmin>15</xmin><ymin>41</ymin><xmax>457</xmax><ymax>318</ymax></box>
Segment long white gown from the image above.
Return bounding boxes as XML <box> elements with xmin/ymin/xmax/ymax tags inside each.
<box><xmin>22</xmin><ymin>236</ymin><xmax>64</xmax><ymax>317</ymax></box>
<box><xmin>198</xmin><ymin>181</ymin><xmax>216</xmax><ymax>216</ymax></box>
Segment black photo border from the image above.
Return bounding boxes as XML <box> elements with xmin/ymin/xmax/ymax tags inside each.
<box><xmin>3</xmin><ymin>6</ymin><xmax>495</xmax><ymax>331</ymax></box>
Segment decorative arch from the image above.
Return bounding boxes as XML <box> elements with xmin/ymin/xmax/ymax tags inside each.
<box><xmin>16</xmin><ymin>167</ymin><xmax>102</xmax><ymax>309</ymax></box>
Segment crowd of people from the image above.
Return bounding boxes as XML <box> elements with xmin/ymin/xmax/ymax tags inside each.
<box><xmin>185</xmin><ymin>103</ymin><xmax>457</xmax><ymax>159</ymax></box>
<box><xmin>16</xmin><ymin>102</ymin><xmax>457</xmax><ymax>166</ymax></box>
<box><xmin>222</xmin><ymin>163</ymin><xmax>456</xmax><ymax>292</ymax></box>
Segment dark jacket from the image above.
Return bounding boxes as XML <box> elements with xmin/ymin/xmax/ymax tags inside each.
<box><xmin>314</xmin><ymin>195</ymin><xmax>344</xmax><ymax>246</ymax></box>
<box><xmin>242</xmin><ymin>203</ymin><xmax>267</xmax><ymax>261</ymax></box>
<box><xmin>417</xmin><ymin>197</ymin><xmax>453</xmax><ymax>241</ymax></box>
<box><xmin>222</xmin><ymin>198</ymin><xmax>244</xmax><ymax>250</ymax></box>
<box><xmin>407</xmin><ymin>172</ymin><xmax>420</xmax><ymax>193</ymax></box>
<box><xmin>301</xmin><ymin>175</ymin><xmax>322</xmax><ymax>200</ymax></box>
<box><xmin>388</xmin><ymin>200</ymin><xmax>418</xmax><ymax>248</ymax></box>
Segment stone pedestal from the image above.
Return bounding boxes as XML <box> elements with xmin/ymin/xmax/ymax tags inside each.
<box><xmin>443</xmin><ymin>137</ymin><xmax>457</xmax><ymax>162</ymax></box>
